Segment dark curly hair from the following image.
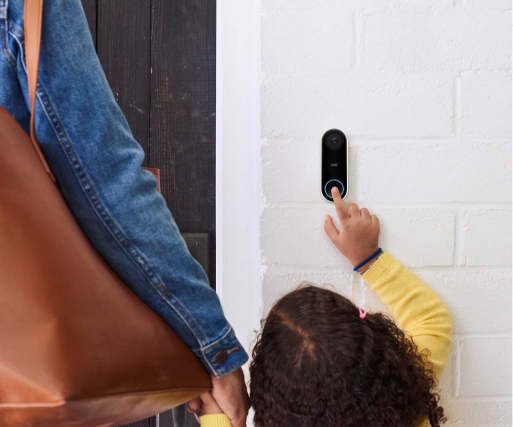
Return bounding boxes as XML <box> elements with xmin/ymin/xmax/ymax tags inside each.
<box><xmin>249</xmin><ymin>284</ymin><xmax>446</xmax><ymax>427</ymax></box>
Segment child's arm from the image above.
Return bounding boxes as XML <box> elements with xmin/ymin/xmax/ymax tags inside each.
<box><xmin>324</xmin><ymin>187</ymin><xmax>452</xmax><ymax>379</ymax></box>
<box><xmin>361</xmin><ymin>251</ymin><xmax>452</xmax><ymax>378</ymax></box>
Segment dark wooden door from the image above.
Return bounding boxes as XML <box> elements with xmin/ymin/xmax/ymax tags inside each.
<box><xmin>80</xmin><ymin>1</ymin><xmax>216</xmax><ymax>426</ymax></box>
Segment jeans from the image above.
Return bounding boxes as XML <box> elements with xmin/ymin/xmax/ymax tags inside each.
<box><xmin>0</xmin><ymin>0</ymin><xmax>247</xmax><ymax>378</ymax></box>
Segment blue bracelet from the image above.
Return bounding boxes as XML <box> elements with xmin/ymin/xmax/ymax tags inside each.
<box><xmin>353</xmin><ymin>248</ymin><xmax>383</xmax><ymax>272</ymax></box>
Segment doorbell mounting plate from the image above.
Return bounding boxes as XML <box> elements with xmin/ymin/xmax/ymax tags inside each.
<box><xmin>321</xmin><ymin>128</ymin><xmax>348</xmax><ymax>202</ymax></box>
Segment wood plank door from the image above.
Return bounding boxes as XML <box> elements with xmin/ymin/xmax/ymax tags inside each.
<box><xmin>80</xmin><ymin>1</ymin><xmax>216</xmax><ymax>426</ymax></box>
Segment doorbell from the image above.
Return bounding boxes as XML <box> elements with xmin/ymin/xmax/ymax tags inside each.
<box><xmin>321</xmin><ymin>129</ymin><xmax>348</xmax><ymax>202</ymax></box>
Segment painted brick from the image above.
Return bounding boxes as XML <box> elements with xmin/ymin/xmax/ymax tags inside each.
<box><xmin>461</xmin><ymin>72</ymin><xmax>512</xmax><ymax>138</ymax></box>
<box><xmin>262</xmin><ymin>73</ymin><xmax>454</xmax><ymax>138</ymax></box>
<box><xmin>466</xmin><ymin>0</ymin><xmax>512</xmax><ymax>9</ymax></box>
<box><xmin>262</xmin><ymin>8</ymin><xmax>353</xmax><ymax>74</ymax></box>
<box><xmin>261</xmin><ymin>207</ymin><xmax>454</xmax><ymax>268</ymax></box>
<box><xmin>363</xmin><ymin>11</ymin><xmax>511</xmax><ymax>71</ymax></box>
<box><xmin>259</xmin><ymin>1</ymin><xmax>512</xmax><ymax>424</ymax></box>
<box><xmin>262</xmin><ymin>0</ymin><xmax>453</xmax><ymax>12</ymax></box>
<box><xmin>458</xmin><ymin>336</ymin><xmax>512</xmax><ymax>396</ymax></box>
<box><xmin>444</xmin><ymin>400</ymin><xmax>512</xmax><ymax>426</ymax></box>
<box><xmin>262</xmin><ymin>269</ymin><xmax>353</xmax><ymax>315</ymax></box>
<box><xmin>463</xmin><ymin>209</ymin><xmax>512</xmax><ymax>266</ymax></box>
<box><xmin>262</xmin><ymin>140</ymin><xmax>363</xmax><ymax>202</ymax></box>
<box><xmin>414</xmin><ymin>269</ymin><xmax>512</xmax><ymax>333</ymax></box>
<box><xmin>361</xmin><ymin>141</ymin><xmax>512</xmax><ymax>203</ymax></box>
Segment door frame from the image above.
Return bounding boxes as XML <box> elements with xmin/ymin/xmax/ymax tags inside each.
<box><xmin>216</xmin><ymin>0</ymin><xmax>262</xmax><ymax>356</ymax></box>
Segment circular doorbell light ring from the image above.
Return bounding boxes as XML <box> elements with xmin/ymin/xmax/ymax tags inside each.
<box><xmin>324</xmin><ymin>179</ymin><xmax>345</xmax><ymax>199</ymax></box>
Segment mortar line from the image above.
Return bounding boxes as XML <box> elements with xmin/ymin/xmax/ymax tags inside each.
<box><xmin>455</xmin><ymin>335</ymin><xmax>461</xmax><ymax>398</ymax></box>
<box><xmin>445</xmin><ymin>396</ymin><xmax>513</xmax><ymax>402</ymax></box>
<box><xmin>261</xmin><ymin>263</ymin><xmax>511</xmax><ymax>273</ymax></box>
<box><xmin>453</xmin><ymin>208</ymin><xmax>465</xmax><ymax>266</ymax></box>
<box><xmin>455</xmin><ymin>209</ymin><xmax>467</xmax><ymax>266</ymax></box>
<box><xmin>352</xmin><ymin>10</ymin><xmax>362</xmax><ymax>71</ymax></box>
<box><xmin>455</xmin><ymin>73</ymin><xmax>463</xmax><ymax>139</ymax></box>
<box><xmin>263</xmin><ymin>136</ymin><xmax>510</xmax><ymax>144</ymax></box>
<box><xmin>265</xmin><ymin>201</ymin><xmax>512</xmax><ymax>209</ymax></box>
<box><xmin>455</xmin><ymin>332</ymin><xmax>512</xmax><ymax>338</ymax></box>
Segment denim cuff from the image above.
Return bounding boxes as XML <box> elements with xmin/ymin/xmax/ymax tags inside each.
<box><xmin>194</xmin><ymin>327</ymin><xmax>249</xmax><ymax>378</ymax></box>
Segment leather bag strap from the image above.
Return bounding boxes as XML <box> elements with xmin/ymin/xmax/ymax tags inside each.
<box><xmin>24</xmin><ymin>0</ymin><xmax>56</xmax><ymax>183</ymax></box>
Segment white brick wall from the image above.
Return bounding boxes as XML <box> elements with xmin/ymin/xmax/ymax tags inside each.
<box><xmin>259</xmin><ymin>0</ymin><xmax>512</xmax><ymax>425</ymax></box>
<box><xmin>462</xmin><ymin>72</ymin><xmax>512</xmax><ymax>138</ymax></box>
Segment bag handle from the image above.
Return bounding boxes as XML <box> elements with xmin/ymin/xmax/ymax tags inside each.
<box><xmin>24</xmin><ymin>0</ymin><xmax>56</xmax><ymax>183</ymax></box>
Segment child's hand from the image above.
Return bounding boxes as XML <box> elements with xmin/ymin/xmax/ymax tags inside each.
<box><xmin>324</xmin><ymin>187</ymin><xmax>380</xmax><ymax>270</ymax></box>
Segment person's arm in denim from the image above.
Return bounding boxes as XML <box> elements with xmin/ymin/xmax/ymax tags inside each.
<box><xmin>2</xmin><ymin>0</ymin><xmax>248</xmax><ymax>378</ymax></box>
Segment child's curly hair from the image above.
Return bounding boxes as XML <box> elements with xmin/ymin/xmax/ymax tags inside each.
<box><xmin>249</xmin><ymin>284</ymin><xmax>446</xmax><ymax>427</ymax></box>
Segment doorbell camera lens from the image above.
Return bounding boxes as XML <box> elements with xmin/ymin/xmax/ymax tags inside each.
<box><xmin>324</xmin><ymin>132</ymin><xmax>345</xmax><ymax>150</ymax></box>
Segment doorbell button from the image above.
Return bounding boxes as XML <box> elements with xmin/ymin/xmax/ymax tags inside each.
<box><xmin>324</xmin><ymin>179</ymin><xmax>345</xmax><ymax>199</ymax></box>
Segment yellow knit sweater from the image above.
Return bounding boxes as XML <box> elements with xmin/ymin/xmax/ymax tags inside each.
<box><xmin>200</xmin><ymin>251</ymin><xmax>453</xmax><ymax>427</ymax></box>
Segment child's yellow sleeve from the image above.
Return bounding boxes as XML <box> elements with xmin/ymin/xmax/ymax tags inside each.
<box><xmin>200</xmin><ymin>414</ymin><xmax>232</xmax><ymax>427</ymax></box>
<box><xmin>361</xmin><ymin>251</ymin><xmax>453</xmax><ymax>379</ymax></box>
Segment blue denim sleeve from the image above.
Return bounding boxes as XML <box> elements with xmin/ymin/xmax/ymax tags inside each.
<box><xmin>1</xmin><ymin>0</ymin><xmax>247</xmax><ymax>377</ymax></box>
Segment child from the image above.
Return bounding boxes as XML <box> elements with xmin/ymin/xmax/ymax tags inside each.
<box><xmin>198</xmin><ymin>187</ymin><xmax>452</xmax><ymax>427</ymax></box>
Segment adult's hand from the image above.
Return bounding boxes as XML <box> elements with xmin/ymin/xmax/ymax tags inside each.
<box><xmin>188</xmin><ymin>368</ymin><xmax>250</xmax><ymax>427</ymax></box>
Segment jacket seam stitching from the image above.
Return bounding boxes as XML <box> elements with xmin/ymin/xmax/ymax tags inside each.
<box><xmin>3</xmin><ymin>21</ymin><xmax>17</xmax><ymax>73</ymax></box>
<box><xmin>194</xmin><ymin>326</ymin><xmax>233</xmax><ymax>353</ymax></box>
<box><xmin>8</xmin><ymin>18</ymin><xmax>22</xmax><ymax>37</ymax></box>
<box><xmin>193</xmin><ymin>326</ymin><xmax>241</xmax><ymax>376</ymax></box>
<box><xmin>4</xmin><ymin>22</ymin><xmax>17</xmax><ymax>65</ymax></box>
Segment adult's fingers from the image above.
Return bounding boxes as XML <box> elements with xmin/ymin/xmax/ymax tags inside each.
<box><xmin>331</xmin><ymin>187</ymin><xmax>349</xmax><ymax>222</ymax></box>
<box><xmin>324</xmin><ymin>215</ymin><xmax>339</xmax><ymax>243</ymax></box>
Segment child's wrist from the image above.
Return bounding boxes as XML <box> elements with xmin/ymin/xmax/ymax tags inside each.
<box><xmin>354</xmin><ymin>255</ymin><xmax>381</xmax><ymax>274</ymax></box>
<box><xmin>349</xmin><ymin>247</ymin><xmax>382</xmax><ymax>273</ymax></box>
<box><xmin>348</xmin><ymin>247</ymin><xmax>380</xmax><ymax>267</ymax></box>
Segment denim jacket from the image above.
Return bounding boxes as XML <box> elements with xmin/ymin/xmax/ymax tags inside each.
<box><xmin>0</xmin><ymin>0</ymin><xmax>248</xmax><ymax>377</ymax></box>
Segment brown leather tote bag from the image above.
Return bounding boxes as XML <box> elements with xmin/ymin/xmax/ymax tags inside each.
<box><xmin>0</xmin><ymin>1</ymin><xmax>211</xmax><ymax>426</ymax></box>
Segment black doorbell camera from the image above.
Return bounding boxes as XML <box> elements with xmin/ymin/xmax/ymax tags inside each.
<box><xmin>321</xmin><ymin>129</ymin><xmax>348</xmax><ymax>202</ymax></box>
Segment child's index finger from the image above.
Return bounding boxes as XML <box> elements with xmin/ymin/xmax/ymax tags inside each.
<box><xmin>331</xmin><ymin>186</ymin><xmax>349</xmax><ymax>221</ymax></box>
